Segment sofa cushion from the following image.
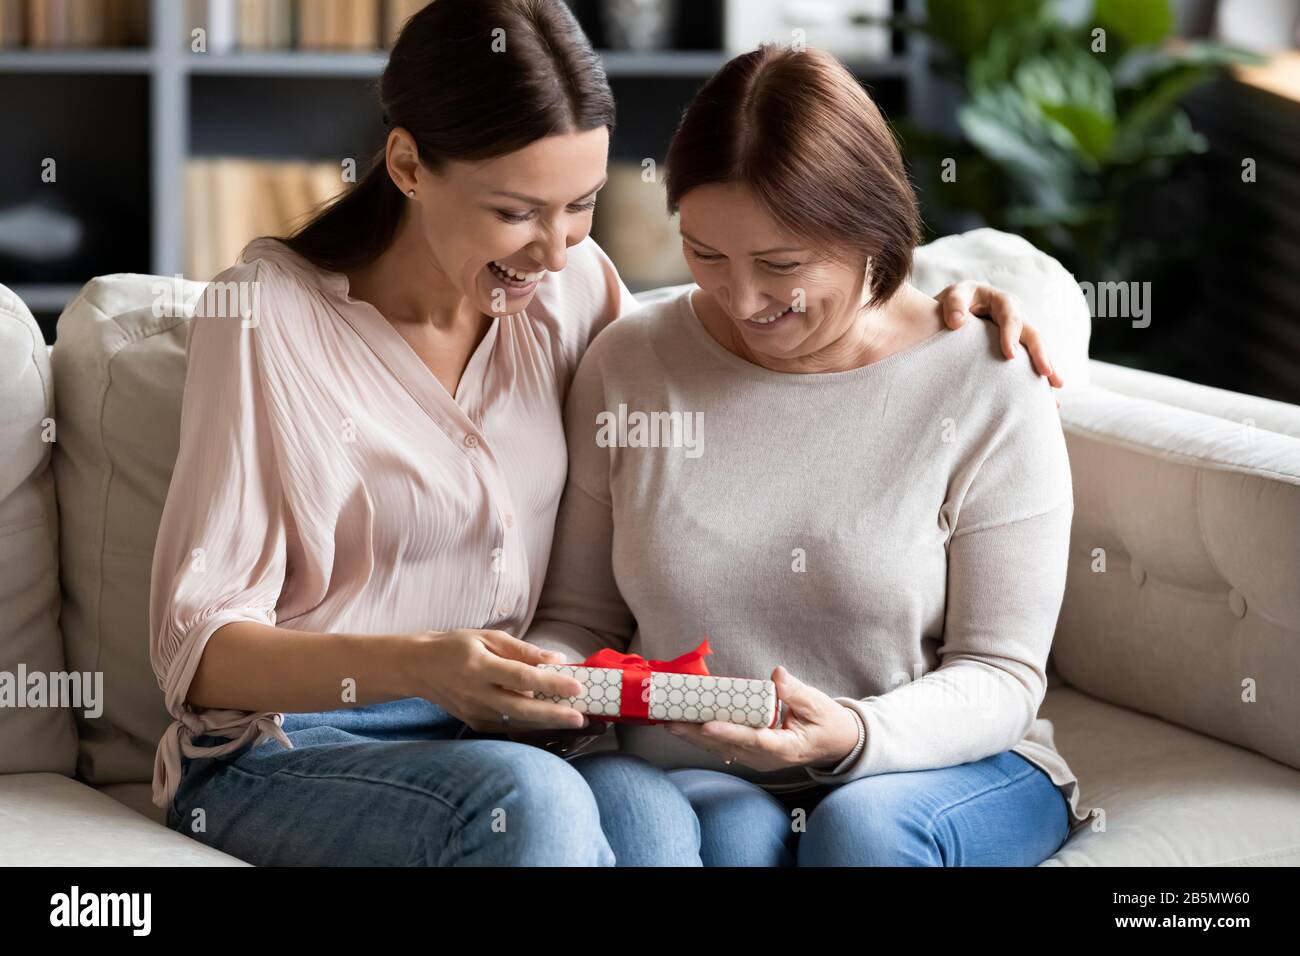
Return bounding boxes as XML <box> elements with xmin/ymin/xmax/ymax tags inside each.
<box><xmin>1057</xmin><ymin>385</ymin><xmax>1300</xmax><ymax>776</ymax></box>
<box><xmin>1041</xmin><ymin>687</ymin><xmax>1300</xmax><ymax>866</ymax></box>
<box><xmin>96</xmin><ymin>780</ymin><xmax>167</xmax><ymax>826</ymax></box>
<box><xmin>50</xmin><ymin>275</ymin><xmax>207</xmax><ymax>784</ymax></box>
<box><xmin>0</xmin><ymin>772</ymin><xmax>248</xmax><ymax>865</ymax></box>
<box><xmin>0</xmin><ymin>284</ymin><xmax>78</xmax><ymax>775</ymax></box>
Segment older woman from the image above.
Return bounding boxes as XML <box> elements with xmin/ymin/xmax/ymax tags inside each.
<box><xmin>524</xmin><ymin>45</ymin><xmax>1089</xmax><ymax>866</ymax></box>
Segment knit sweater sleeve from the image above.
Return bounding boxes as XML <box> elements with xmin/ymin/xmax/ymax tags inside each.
<box><xmin>524</xmin><ymin>331</ymin><xmax>636</xmax><ymax>663</ymax></box>
<box><xmin>806</xmin><ymin>363</ymin><xmax>1073</xmax><ymax>785</ymax></box>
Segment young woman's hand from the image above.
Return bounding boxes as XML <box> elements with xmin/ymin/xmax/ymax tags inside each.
<box><xmin>664</xmin><ymin>666</ymin><xmax>860</xmax><ymax>772</ymax></box>
<box><xmin>935</xmin><ymin>281</ymin><xmax>1063</xmax><ymax>390</ymax></box>
<box><xmin>411</xmin><ymin>629</ymin><xmax>592</xmax><ymax>734</ymax></box>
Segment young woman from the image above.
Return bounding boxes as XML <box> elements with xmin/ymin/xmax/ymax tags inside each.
<box><xmin>526</xmin><ymin>45</ymin><xmax>1088</xmax><ymax>866</ymax></box>
<box><xmin>150</xmin><ymin>0</ymin><xmax>1059</xmax><ymax>866</ymax></box>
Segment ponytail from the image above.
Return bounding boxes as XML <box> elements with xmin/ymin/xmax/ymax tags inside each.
<box><xmin>281</xmin><ymin>147</ymin><xmax>405</xmax><ymax>274</ymax></box>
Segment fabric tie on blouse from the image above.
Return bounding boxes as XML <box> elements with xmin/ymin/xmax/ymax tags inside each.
<box><xmin>153</xmin><ymin>709</ymin><xmax>293</xmax><ymax>810</ymax></box>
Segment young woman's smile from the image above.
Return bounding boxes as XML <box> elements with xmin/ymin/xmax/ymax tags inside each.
<box><xmin>484</xmin><ymin>258</ymin><xmax>546</xmax><ymax>298</ymax></box>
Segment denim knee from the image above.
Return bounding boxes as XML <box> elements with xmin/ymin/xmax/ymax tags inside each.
<box><xmin>571</xmin><ymin>752</ymin><xmax>702</xmax><ymax>865</ymax></box>
<box><xmin>799</xmin><ymin>781</ymin><xmax>938</xmax><ymax>866</ymax></box>
<box><xmin>454</xmin><ymin>745</ymin><xmax>615</xmax><ymax>866</ymax></box>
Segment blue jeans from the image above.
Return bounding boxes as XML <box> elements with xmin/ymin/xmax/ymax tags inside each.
<box><xmin>568</xmin><ymin>749</ymin><xmax>1071</xmax><ymax>866</ymax></box>
<box><xmin>168</xmin><ymin>698</ymin><xmax>1068</xmax><ymax>866</ymax></box>
<box><xmin>166</xmin><ymin>697</ymin><xmax>616</xmax><ymax>865</ymax></box>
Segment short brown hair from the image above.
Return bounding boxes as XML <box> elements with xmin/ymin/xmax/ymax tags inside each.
<box><xmin>665</xmin><ymin>45</ymin><xmax>920</xmax><ymax>305</ymax></box>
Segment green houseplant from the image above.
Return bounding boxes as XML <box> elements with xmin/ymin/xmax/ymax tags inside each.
<box><xmin>881</xmin><ymin>0</ymin><xmax>1262</xmax><ymax>282</ymax></box>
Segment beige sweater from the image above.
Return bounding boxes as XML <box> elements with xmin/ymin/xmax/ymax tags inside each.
<box><xmin>525</xmin><ymin>287</ymin><xmax>1092</xmax><ymax>834</ymax></box>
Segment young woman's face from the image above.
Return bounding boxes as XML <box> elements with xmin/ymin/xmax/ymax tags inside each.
<box><xmin>677</xmin><ymin>182</ymin><xmax>871</xmax><ymax>362</ymax></box>
<box><xmin>409</xmin><ymin>126</ymin><xmax>609</xmax><ymax>315</ymax></box>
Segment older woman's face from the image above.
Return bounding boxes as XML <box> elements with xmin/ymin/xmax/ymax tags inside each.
<box><xmin>677</xmin><ymin>183</ymin><xmax>871</xmax><ymax>361</ymax></box>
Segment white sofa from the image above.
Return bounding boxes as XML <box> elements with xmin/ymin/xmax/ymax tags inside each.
<box><xmin>3</xmin><ymin>229</ymin><xmax>1298</xmax><ymax>866</ymax></box>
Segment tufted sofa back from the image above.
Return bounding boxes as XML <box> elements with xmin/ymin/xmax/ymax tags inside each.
<box><xmin>1055</xmin><ymin>378</ymin><xmax>1300</xmax><ymax>773</ymax></box>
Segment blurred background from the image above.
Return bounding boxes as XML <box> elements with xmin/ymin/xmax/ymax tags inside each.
<box><xmin>1</xmin><ymin>0</ymin><xmax>1297</xmax><ymax>402</ymax></box>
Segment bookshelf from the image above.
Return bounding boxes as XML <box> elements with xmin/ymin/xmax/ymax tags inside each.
<box><xmin>2</xmin><ymin>0</ymin><xmax>936</xmax><ymax>342</ymax></box>
<box><xmin>0</xmin><ymin>48</ymin><xmax>154</xmax><ymax>70</ymax></box>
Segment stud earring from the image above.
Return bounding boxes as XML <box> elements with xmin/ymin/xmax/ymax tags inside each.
<box><xmin>407</xmin><ymin>189</ymin><xmax>416</xmax><ymax>198</ymax></box>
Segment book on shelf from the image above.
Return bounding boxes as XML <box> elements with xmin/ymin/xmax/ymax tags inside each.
<box><xmin>384</xmin><ymin>0</ymin><xmax>425</xmax><ymax>48</ymax></box>
<box><xmin>186</xmin><ymin>0</ymin><xmax>427</xmax><ymax>53</ymax></box>
<box><xmin>298</xmin><ymin>0</ymin><xmax>379</xmax><ymax>51</ymax></box>
<box><xmin>186</xmin><ymin>156</ymin><xmax>348</xmax><ymax>281</ymax></box>
<box><xmin>187</xmin><ymin>0</ymin><xmax>236</xmax><ymax>54</ymax></box>
<box><xmin>6</xmin><ymin>0</ymin><xmax>148</xmax><ymax>48</ymax></box>
<box><xmin>0</xmin><ymin>0</ymin><xmax>22</xmax><ymax>47</ymax></box>
<box><xmin>189</xmin><ymin>0</ymin><xmax>283</xmax><ymax>53</ymax></box>
<box><xmin>235</xmin><ymin>0</ymin><xmax>293</xmax><ymax>51</ymax></box>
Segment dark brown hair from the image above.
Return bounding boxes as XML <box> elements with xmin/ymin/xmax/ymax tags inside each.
<box><xmin>665</xmin><ymin>45</ymin><xmax>920</xmax><ymax>305</ymax></box>
<box><xmin>281</xmin><ymin>0</ymin><xmax>616</xmax><ymax>273</ymax></box>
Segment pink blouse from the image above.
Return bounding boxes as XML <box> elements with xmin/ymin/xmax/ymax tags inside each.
<box><xmin>148</xmin><ymin>235</ymin><xmax>636</xmax><ymax>809</ymax></box>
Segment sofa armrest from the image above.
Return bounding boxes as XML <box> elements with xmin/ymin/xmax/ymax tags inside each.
<box><xmin>1088</xmin><ymin>359</ymin><xmax>1300</xmax><ymax>440</ymax></box>
<box><xmin>1054</xmin><ymin>378</ymin><xmax>1300</xmax><ymax>775</ymax></box>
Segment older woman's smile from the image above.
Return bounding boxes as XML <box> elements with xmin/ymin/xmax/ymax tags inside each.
<box><xmin>742</xmin><ymin>304</ymin><xmax>795</xmax><ymax>329</ymax></box>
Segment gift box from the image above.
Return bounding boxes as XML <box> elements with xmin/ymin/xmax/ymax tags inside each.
<box><xmin>536</xmin><ymin>640</ymin><xmax>779</xmax><ymax>728</ymax></box>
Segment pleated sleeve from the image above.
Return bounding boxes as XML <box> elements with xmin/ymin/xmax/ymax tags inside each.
<box><xmin>149</xmin><ymin>259</ymin><xmax>293</xmax><ymax>810</ymax></box>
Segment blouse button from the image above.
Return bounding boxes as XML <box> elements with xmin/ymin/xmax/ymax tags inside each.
<box><xmin>497</xmin><ymin>602</ymin><xmax>511</xmax><ymax>616</ymax></box>
<box><xmin>504</xmin><ymin>512</ymin><xmax>514</xmax><ymax>528</ymax></box>
<box><xmin>464</xmin><ymin>434</ymin><xmax>479</xmax><ymax>448</ymax></box>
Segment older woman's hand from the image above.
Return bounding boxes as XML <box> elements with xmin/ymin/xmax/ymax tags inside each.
<box><xmin>664</xmin><ymin>666</ymin><xmax>860</xmax><ymax>772</ymax></box>
<box><xmin>936</xmin><ymin>281</ymin><xmax>1064</xmax><ymax>390</ymax></box>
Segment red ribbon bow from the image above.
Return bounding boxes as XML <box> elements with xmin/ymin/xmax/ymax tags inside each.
<box><xmin>581</xmin><ymin>639</ymin><xmax>713</xmax><ymax>723</ymax></box>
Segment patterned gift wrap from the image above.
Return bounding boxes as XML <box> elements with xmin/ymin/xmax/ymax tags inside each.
<box><xmin>536</xmin><ymin>664</ymin><xmax>779</xmax><ymax>728</ymax></box>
